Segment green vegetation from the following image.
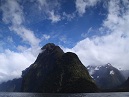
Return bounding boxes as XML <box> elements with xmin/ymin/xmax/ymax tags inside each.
<box><xmin>21</xmin><ymin>43</ymin><xmax>98</xmax><ymax>93</ymax></box>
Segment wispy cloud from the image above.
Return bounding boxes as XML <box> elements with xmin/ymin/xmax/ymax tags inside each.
<box><xmin>37</xmin><ymin>0</ymin><xmax>61</xmax><ymax>23</ymax></box>
<box><xmin>0</xmin><ymin>40</ymin><xmax>5</xmax><ymax>52</ymax></box>
<box><xmin>1</xmin><ymin>0</ymin><xmax>23</xmax><ymax>25</ymax></box>
<box><xmin>7</xmin><ymin>36</ymin><xmax>13</xmax><ymax>43</ymax></box>
<box><xmin>63</xmin><ymin>0</ymin><xmax>129</xmax><ymax>70</ymax></box>
<box><xmin>62</xmin><ymin>12</ymin><xmax>76</xmax><ymax>21</ymax></box>
<box><xmin>9</xmin><ymin>26</ymin><xmax>40</xmax><ymax>47</ymax></box>
<box><xmin>75</xmin><ymin>0</ymin><xmax>100</xmax><ymax>16</ymax></box>
<box><xmin>48</xmin><ymin>10</ymin><xmax>61</xmax><ymax>23</ymax></box>
<box><xmin>81</xmin><ymin>27</ymin><xmax>93</xmax><ymax>38</ymax></box>
<box><xmin>0</xmin><ymin>0</ymin><xmax>129</xmax><ymax>83</ymax></box>
<box><xmin>1</xmin><ymin>0</ymin><xmax>40</xmax><ymax>47</ymax></box>
<box><xmin>0</xmin><ymin>0</ymin><xmax>41</xmax><ymax>82</ymax></box>
<box><xmin>59</xmin><ymin>35</ymin><xmax>67</xmax><ymax>44</ymax></box>
<box><xmin>0</xmin><ymin>49</ymin><xmax>38</xmax><ymax>83</ymax></box>
<box><xmin>42</xmin><ymin>34</ymin><xmax>50</xmax><ymax>40</ymax></box>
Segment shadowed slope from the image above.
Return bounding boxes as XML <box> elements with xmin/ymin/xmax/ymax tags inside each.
<box><xmin>21</xmin><ymin>43</ymin><xmax>98</xmax><ymax>93</ymax></box>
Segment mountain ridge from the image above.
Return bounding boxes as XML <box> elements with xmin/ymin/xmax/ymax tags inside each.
<box><xmin>21</xmin><ymin>43</ymin><xmax>98</xmax><ymax>93</ymax></box>
<box><xmin>0</xmin><ymin>43</ymin><xmax>128</xmax><ymax>92</ymax></box>
<box><xmin>87</xmin><ymin>63</ymin><xmax>126</xmax><ymax>89</ymax></box>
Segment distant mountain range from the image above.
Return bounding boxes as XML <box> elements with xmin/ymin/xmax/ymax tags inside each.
<box><xmin>21</xmin><ymin>43</ymin><xmax>98</xmax><ymax>93</ymax></box>
<box><xmin>0</xmin><ymin>78</ymin><xmax>21</xmax><ymax>92</ymax></box>
<box><xmin>87</xmin><ymin>63</ymin><xmax>126</xmax><ymax>90</ymax></box>
<box><xmin>0</xmin><ymin>43</ymin><xmax>128</xmax><ymax>92</ymax></box>
<box><xmin>0</xmin><ymin>43</ymin><xmax>98</xmax><ymax>93</ymax></box>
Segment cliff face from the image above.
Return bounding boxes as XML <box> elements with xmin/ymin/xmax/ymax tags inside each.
<box><xmin>119</xmin><ymin>77</ymin><xmax>129</xmax><ymax>91</ymax></box>
<box><xmin>0</xmin><ymin>78</ymin><xmax>22</xmax><ymax>92</ymax></box>
<box><xmin>21</xmin><ymin>43</ymin><xmax>98</xmax><ymax>93</ymax></box>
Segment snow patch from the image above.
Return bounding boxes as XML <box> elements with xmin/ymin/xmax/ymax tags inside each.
<box><xmin>110</xmin><ymin>70</ymin><xmax>115</xmax><ymax>75</ymax></box>
<box><xmin>95</xmin><ymin>66</ymin><xmax>99</xmax><ymax>70</ymax></box>
<box><xmin>107</xmin><ymin>63</ymin><xmax>111</xmax><ymax>66</ymax></box>
<box><xmin>91</xmin><ymin>75</ymin><xmax>94</xmax><ymax>79</ymax></box>
<box><xmin>87</xmin><ymin>67</ymin><xmax>90</xmax><ymax>70</ymax></box>
<box><xmin>89</xmin><ymin>69</ymin><xmax>95</xmax><ymax>75</ymax></box>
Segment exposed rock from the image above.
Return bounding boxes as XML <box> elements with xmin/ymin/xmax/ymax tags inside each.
<box><xmin>87</xmin><ymin>64</ymin><xmax>125</xmax><ymax>89</ymax></box>
<box><xmin>119</xmin><ymin>77</ymin><xmax>129</xmax><ymax>91</ymax></box>
<box><xmin>21</xmin><ymin>43</ymin><xmax>98</xmax><ymax>93</ymax></box>
<box><xmin>0</xmin><ymin>78</ymin><xmax>22</xmax><ymax>92</ymax></box>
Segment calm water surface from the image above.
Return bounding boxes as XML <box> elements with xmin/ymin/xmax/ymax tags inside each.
<box><xmin>0</xmin><ymin>92</ymin><xmax>129</xmax><ymax>97</ymax></box>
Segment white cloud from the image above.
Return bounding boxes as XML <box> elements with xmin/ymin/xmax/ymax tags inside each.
<box><xmin>1</xmin><ymin>0</ymin><xmax>23</xmax><ymax>25</ymax></box>
<box><xmin>81</xmin><ymin>27</ymin><xmax>93</xmax><ymax>38</ymax></box>
<box><xmin>60</xmin><ymin>35</ymin><xmax>67</xmax><ymax>43</ymax></box>
<box><xmin>17</xmin><ymin>45</ymin><xmax>28</xmax><ymax>52</ymax></box>
<box><xmin>0</xmin><ymin>0</ymin><xmax>41</xmax><ymax>83</ymax></box>
<box><xmin>75</xmin><ymin>0</ymin><xmax>100</xmax><ymax>16</ymax></box>
<box><xmin>37</xmin><ymin>0</ymin><xmax>61</xmax><ymax>23</ymax></box>
<box><xmin>63</xmin><ymin>0</ymin><xmax>129</xmax><ymax>70</ymax></box>
<box><xmin>0</xmin><ymin>48</ymin><xmax>40</xmax><ymax>83</ymax></box>
<box><xmin>48</xmin><ymin>10</ymin><xmax>61</xmax><ymax>23</ymax></box>
<box><xmin>62</xmin><ymin>12</ymin><xmax>76</xmax><ymax>21</ymax></box>
<box><xmin>63</xmin><ymin>33</ymin><xmax>129</xmax><ymax>70</ymax></box>
<box><xmin>43</xmin><ymin>34</ymin><xmax>50</xmax><ymax>40</ymax></box>
<box><xmin>10</xmin><ymin>26</ymin><xmax>40</xmax><ymax>47</ymax></box>
<box><xmin>1</xmin><ymin>0</ymin><xmax>40</xmax><ymax>47</ymax></box>
<box><xmin>37</xmin><ymin>0</ymin><xmax>80</xmax><ymax>22</ymax></box>
<box><xmin>0</xmin><ymin>0</ymin><xmax>129</xmax><ymax>84</ymax></box>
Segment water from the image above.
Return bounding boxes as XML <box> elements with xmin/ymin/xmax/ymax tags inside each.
<box><xmin>0</xmin><ymin>92</ymin><xmax>129</xmax><ymax>97</ymax></box>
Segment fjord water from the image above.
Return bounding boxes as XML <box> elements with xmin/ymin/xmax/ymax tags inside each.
<box><xmin>0</xmin><ymin>92</ymin><xmax>129</xmax><ymax>97</ymax></box>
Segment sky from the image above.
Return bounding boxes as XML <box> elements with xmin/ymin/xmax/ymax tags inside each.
<box><xmin>0</xmin><ymin>0</ymin><xmax>129</xmax><ymax>83</ymax></box>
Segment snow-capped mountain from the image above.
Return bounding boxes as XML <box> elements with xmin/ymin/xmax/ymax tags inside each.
<box><xmin>87</xmin><ymin>63</ymin><xmax>126</xmax><ymax>89</ymax></box>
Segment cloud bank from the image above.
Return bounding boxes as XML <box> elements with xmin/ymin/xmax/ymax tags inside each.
<box><xmin>0</xmin><ymin>0</ymin><xmax>129</xmax><ymax>83</ymax></box>
<box><xmin>63</xmin><ymin>0</ymin><xmax>129</xmax><ymax>70</ymax></box>
<box><xmin>0</xmin><ymin>49</ymin><xmax>36</xmax><ymax>83</ymax></box>
<box><xmin>0</xmin><ymin>0</ymin><xmax>40</xmax><ymax>83</ymax></box>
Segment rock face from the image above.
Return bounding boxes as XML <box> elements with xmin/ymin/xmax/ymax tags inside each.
<box><xmin>87</xmin><ymin>63</ymin><xmax>125</xmax><ymax>89</ymax></box>
<box><xmin>21</xmin><ymin>43</ymin><xmax>98</xmax><ymax>93</ymax></box>
<box><xmin>120</xmin><ymin>70</ymin><xmax>129</xmax><ymax>80</ymax></box>
<box><xmin>0</xmin><ymin>78</ymin><xmax>22</xmax><ymax>92</ymax></box>
<box><xmin>119</xmin><ymin>77</ymin><xmax>129</xmax><ymax>91</ymax></box>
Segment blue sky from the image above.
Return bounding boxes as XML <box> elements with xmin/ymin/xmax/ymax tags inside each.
<box><xmin>0</xmin><ymin>0</ymin><xmax>129</xmax><ymax>82</ymax></box>
<box><xmin>0</xmin><ymin>0</ymin><xmax>107</xmax><ymax>49</ymax></box>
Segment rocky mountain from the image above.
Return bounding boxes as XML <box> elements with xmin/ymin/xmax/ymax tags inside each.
<box><xmin>21</xmin><ymin>43</ymin><xmax>98</xmax><ymax>93</ymax></box>
<box><xmin>120</xmin><ymin>70</ymin><xmax>129</xmax><ymax>80</ymax></box>
<box><xmin>120</xmin><ymin>77</ymin><xmax>129</xmax><ymax>90</ymax></box>
<box><xmin>87</xmin><ymin>63</ymin><xmax>126</xmax><ymax>90</ymax></box>
<box><xmin>0</xmin><ymin>78</ymin><xmax>22</xmax><ymax>92</ymax></box>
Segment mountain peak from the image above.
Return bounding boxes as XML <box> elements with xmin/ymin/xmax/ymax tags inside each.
<box><xmin>87</xmin><ymin>64</ymin><xmax>126</xmax><ymax>89</ymax></box>
<box><xmin>39</xmin><ymin>43</ymin><xmax>64</xmax><ymax>56</ymax></box>
<box><xmin>106</xmin><ymin>63</ymin><xmax>112</xmax><ymax>67</ymax></box>
<box><xmin>41</xmin><ymin>43</ymin><xmax>56</xmax><ymax>50</ymax></box>
<box><xmin>21</xmin><ymin>43</ymin><xmax>98</xmax><ymax>93</ymax></box>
